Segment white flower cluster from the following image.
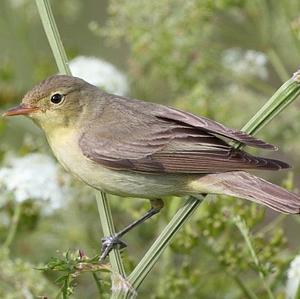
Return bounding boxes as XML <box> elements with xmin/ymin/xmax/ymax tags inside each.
<box><xmin>286</xmin><ymin>255</ymin><xmax>300</xmax><ymax>299</ymax></box>
<box><xmin>0</xmin><ymin>153</ymin><xmax>68</xmax><ymax>211</ymax></box>
<box><xmin>69</xmin><ymin>56</ymin><xmax>129</xmax><ymax>96</ymax></box>
<box><xmin>222</xmin><ymin>48</ymin><xmax>268</xmax><ymax>80</ymax></box>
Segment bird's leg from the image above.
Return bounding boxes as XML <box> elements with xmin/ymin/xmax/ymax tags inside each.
<box><xmin>100</xmin><ymin>199</ymin><xmax>164</xmax><ymax>262</ymax></box>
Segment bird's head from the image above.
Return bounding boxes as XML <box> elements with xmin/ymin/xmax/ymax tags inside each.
<box><xmin>3</xmin><ymin>75</ymin><xmax>99</xmax><ymax>132</ymax></box>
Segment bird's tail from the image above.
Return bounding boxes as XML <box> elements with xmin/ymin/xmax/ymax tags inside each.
<box><xmin>194</xmin><ymin>171</ymin><xmax>300</xmax><ymax>214</ymax></box>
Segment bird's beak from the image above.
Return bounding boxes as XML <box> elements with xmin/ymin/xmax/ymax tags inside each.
<box><xmin>2</xmin><ymin>103</ymin><xmax>39</xmax><ymax>117</ymax></box>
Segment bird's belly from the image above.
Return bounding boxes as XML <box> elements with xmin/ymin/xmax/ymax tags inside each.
<box><xmin>47</xmin><ymin>129</ymin><xmax>192</xmax><ymax>198</ymax></box>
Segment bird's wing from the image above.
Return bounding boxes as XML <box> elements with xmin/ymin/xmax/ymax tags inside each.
<box><xmin>151</xmin><ymin>104</ymin><xmax>276</xmax><ymax>150</ymax></box>
<box><xmin>79</xmin><ymin>97</ymin><xmax>287</xmax><ymax>173</ymax></box>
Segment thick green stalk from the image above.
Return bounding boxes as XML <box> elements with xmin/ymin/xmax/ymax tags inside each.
<box><xmin>35</xmin><ymin>0</ymin><xmax>71</xmax><ymax>75</ymax></box>
<box><xmin>96</xmin><ymin>192</ymin><xmax>126</xmax><ymax>277</ymax></box>
<box><xmin>236</xmin><ymin>70</ymin><xmax>300</xmax><ymax>148</ymax></box>
<box><xmin>128</xmin><ymin>196</ymin><xmax>202</xmax><ymax>290</ymax></box>
<box><xmin>112</xmin><ymin>196</ymin><xmax>202</xmax><ymax>299</ymax></box>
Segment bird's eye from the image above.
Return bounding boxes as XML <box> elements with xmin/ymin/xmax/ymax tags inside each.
<box><xmin>50</xmin><ymin>93</ymin><xmax>64</xmax><ymax>104</ymax></box>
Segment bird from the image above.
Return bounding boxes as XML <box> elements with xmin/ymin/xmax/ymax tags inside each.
<box><xmin>3</xmin><ymin>75</ymin><xmax>300</xmax><ymax>259</ymax></box>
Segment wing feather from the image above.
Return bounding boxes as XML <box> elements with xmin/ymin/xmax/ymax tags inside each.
<box><xmin>79</xmin><ymin>96</ymin><xmax>288</xmax><ymax>173</ymax></box>
<box><xmin>152</xmin><ymin>106</ymin><xmax>277</xmax><ymax>150</ymax></box>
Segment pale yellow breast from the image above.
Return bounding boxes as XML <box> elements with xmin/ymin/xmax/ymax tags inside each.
<box><xmin>46</xmin><ymin>127</ymin><xmax>107</xmax><ymax>187</ymax></box>
<box><xmin>46</xmin><ymin>127</ymin><xmax>194</xmax><ymax>198</ymax></box>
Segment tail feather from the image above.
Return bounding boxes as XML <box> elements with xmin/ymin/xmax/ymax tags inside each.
<box><xmin>197</xmin><ymin>171</ymin><xmax>300</xmax><ymax>214</ymax></box>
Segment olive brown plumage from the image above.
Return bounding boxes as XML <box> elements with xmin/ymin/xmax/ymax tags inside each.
<box><xmin>4</xmin><ymin>75</ymin><xmax>300</xmax><ymax>258</ymax></box>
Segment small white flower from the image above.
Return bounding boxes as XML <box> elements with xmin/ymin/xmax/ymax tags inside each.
<box><xmin>69</xmin><ymin>56</ymin><xmax>129</xmax><ymax>96</ymax></box>
<box><xmin>286</xmin><ymin>255</ymin><xmax>300</xmax><ymax>299</ymax></box>
<box><xmin>0</xmin><ymin>153</ymin><xmax>68</xmax><ymax>212</ymax></box>
<box><xmin>222</xmin><ymin>48</ymin><xmax>268</xmax><ymax>79</ymax></box>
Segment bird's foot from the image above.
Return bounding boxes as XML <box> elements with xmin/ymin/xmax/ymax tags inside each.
<box><xmin>100</xmin><ymin>235</ymin><xmax>127</xmax><ymax>262</ymax></box>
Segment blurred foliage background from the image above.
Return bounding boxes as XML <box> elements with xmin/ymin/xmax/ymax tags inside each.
<box><xmin>1</xmin><ymin>0</ymin><xmax>300</xmax><ymax>298</ymax></box>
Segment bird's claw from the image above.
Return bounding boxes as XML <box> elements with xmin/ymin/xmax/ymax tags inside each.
<box><xmin>100</xmin><ymin>236</ymin><xmax>127</xmax><ymax>262</ymax></box>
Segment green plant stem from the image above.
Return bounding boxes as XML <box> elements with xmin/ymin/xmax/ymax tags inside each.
<box><xmin>111</xmin><ymin>196</ymin><xmax>202</xmax><ymax>299</ymax></box>
<box><xmin>236</xmin><ymin>70</ymin><xmax>300</xmax><ymax>149</ymax></box>
<box><xmin>232</xmin><ymin>274</ymin><xmax>259</xmax><ymax>299</ymax></box>
<box><xmin>35</xmin><ymin>0</ymin><xmax>71</xmax><ymax>75</ymax></box>
<box><xmin>92</xmin><ymin>272</ymin><xmax>103</xmax><ymax>298</ymax></box>
<box><xmin>233</xmin><ymin>216</ymin><xmax>275</xmax><ymax>299</ymax></box>
<box><xmin>96</xmin><ymin>192</ymin><xmax>126</xmax><ymax>277</ymax></box>
<box><xmin>62</xmin><ymin>274</ymin><xmax>70</xmax><ymax>299</ymax></box>
<box><xmin>35</xmin><ymin>0</ymin><xmax>127</xmax><ymax>289</ymax></box>
<box><xmin>296</xmin><ymin>282</ymin><xmax>300</xmax><ymax>299</ymax></box>
<box><xmin>3</xmin><ymin>203</ymin><xmax>22</xmax><ymax>249</ymax></box>
<box><xmin>128</xmin><ymin>196</ymin><xmax>202</xmax><ymax>290</ymax></box>
<box><xmin>95</xmin><ymin>194</ymin><xmax>129</xmax><ymax>299</ymax></box>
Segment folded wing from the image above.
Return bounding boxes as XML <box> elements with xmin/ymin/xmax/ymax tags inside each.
<box><xmin>79</xmin><ymin>96</ymin><xmax>288</xmax><ymax>173</ymax></box>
